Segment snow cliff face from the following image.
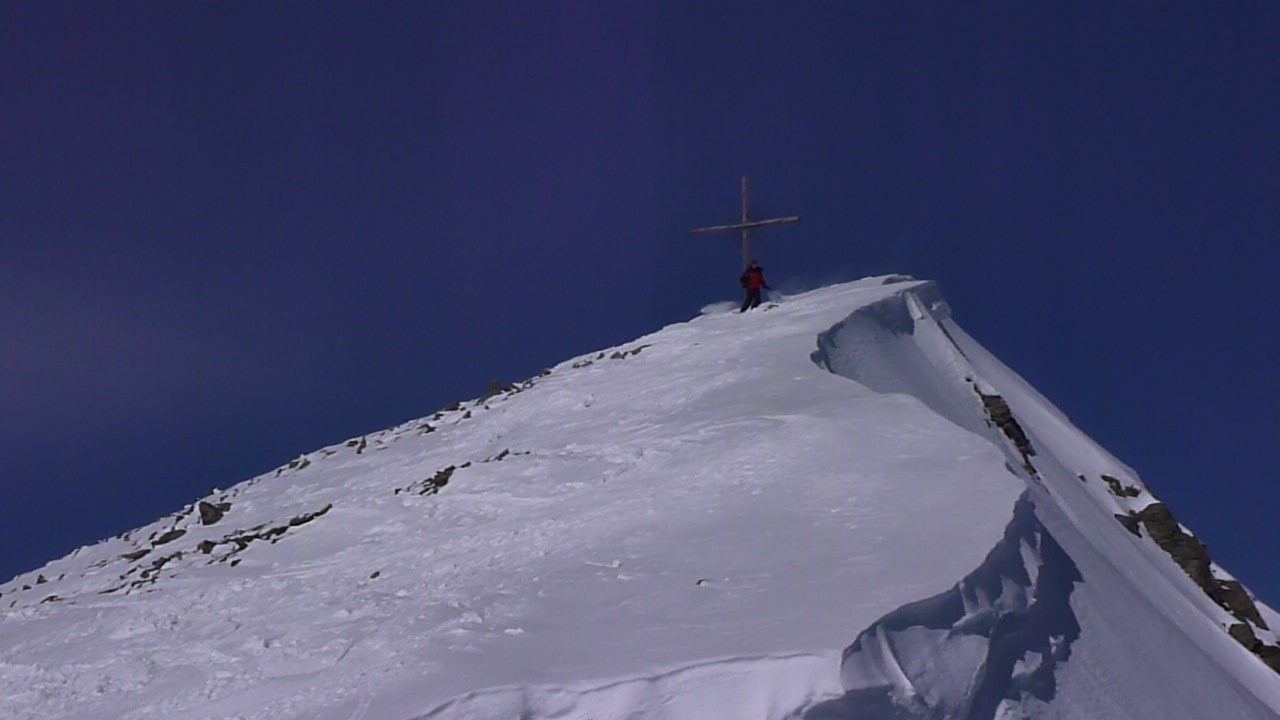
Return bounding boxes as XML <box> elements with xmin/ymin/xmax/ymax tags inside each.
<box><xmin>1</xmin><ymin>277</ymin><xmax>1277</xmax><ymax>720</ymax></box>
<box><xmin>811</xmin><ymin>284</ymin><xmax>1280</xmax><ymax>719</ymax></box>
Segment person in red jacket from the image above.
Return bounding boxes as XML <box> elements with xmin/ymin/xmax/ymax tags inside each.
<box><xmin>739</xmin><ymin>259</ymin><xmax>769</xmax><ymax>312</ymax></box>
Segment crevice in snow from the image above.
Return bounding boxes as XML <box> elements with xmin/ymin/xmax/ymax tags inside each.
<box><xmin>805</xmin><ymin>493</ymin><xmax>1082</xmax><ymax>720</ymax></box>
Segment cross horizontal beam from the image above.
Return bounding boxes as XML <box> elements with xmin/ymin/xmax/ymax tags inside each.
<box><xmin>691</xmin><ymin>215</ymin><xmax>802</xmax><ymax>234</ymax></box>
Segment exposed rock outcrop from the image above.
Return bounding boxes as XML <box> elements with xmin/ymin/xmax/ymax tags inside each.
<box><xmin>976</xmin><ymin>390</ymin><xmax>1037</xmax><ymax>476</ymax></box>
<box><xmin>1117</xmin><ymin>501</ymin><xmax>1279</xmax><ymax>672</ymax></box>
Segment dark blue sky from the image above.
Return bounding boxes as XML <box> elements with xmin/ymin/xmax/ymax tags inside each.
<box><xmin>3</xmin><ymin>3</ymin><xmax>1277</xmax><ymax>602</ymax></box>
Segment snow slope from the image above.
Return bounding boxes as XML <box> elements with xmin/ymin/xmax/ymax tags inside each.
<box><xmin>1</xmin><ymin>276</ymin><xmax>1276</xmax><ymax>719</ymax></box>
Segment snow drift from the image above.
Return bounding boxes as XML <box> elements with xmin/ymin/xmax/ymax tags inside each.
<box><xmin>1</xmin><ymin>276</ymin><xmax>1277</xmax><ymax>719</ymax></box>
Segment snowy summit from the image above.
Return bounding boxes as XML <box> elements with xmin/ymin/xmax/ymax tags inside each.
<box><xmin>2</xmin><ymin>276</ymin><xmax>1278</xmax><ymax>719</ymax></box>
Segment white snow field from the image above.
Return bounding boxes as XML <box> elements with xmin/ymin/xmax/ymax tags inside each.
<box><xmin>2</xmin><ymin>276</ymin><xmax>1278</xmax><ymax>719</ymax></box>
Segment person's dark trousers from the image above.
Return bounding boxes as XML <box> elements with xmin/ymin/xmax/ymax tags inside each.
<box><xmin>740</xmin><ymin>288</ymin><xmax>762</xmax><ymax>312</ymax></box>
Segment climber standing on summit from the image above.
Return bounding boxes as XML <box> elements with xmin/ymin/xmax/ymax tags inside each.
<box><xmin>739</xmin><ymin>259</ymin><xmax>769</xmax><ymax>313</ymax></box>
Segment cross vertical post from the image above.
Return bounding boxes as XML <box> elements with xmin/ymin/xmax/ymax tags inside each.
<box><xmin>740</xmin><ymin>176</ymin><xmax>750</xmax><ymax>270</ymax></box>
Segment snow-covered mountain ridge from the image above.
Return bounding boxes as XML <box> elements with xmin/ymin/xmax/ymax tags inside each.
<box><xmin>2</xmin><ymin>276</ymin><xmax>1278</xmax><ymax>719</ymax></box>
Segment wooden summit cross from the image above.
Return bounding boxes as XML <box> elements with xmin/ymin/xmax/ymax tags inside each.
<box><xmin>691</xmin><ymin>176</ymin><xmax>800</xmax><ymax>271</ymax></box>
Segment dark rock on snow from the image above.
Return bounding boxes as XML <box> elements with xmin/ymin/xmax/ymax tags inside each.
<box><xmin>153</xmin><ymin>529</ymin><xmax>186</xmax><ymax>546</ymax></box>
<box><xmin>198</xmin><ymin>501</ymin><xmax>231</xmax><ymax>526</ymax></box>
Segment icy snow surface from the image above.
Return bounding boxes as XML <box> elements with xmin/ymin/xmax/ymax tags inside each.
<box><xmin>2</xmin><ymin>277</ymin><xmax>1277</xmax><ymax>719</ymax></box>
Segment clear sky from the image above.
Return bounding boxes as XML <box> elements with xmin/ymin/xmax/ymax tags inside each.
<box><xmin>2</xmin><ymin>3</ymin><xmax>1277</xmax><ymax>602</ymax></box>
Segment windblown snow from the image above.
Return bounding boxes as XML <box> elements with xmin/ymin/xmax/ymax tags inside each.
<box><xmin>2</xmin><ymin>276</ymin><xmax>1277</xmax><ymax>719</ymax></box>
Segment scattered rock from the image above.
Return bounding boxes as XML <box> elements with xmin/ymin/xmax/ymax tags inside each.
<box><xmin>480</xmin><ymin>379</ymin><xmax>513</xmax><ymax>403</ymax></box>
<box><xmin>609</xmin><ymin>344</ymin><xmax>651</xmax><ymax>360</ymax></box>
<box><xmin>1132</xmin><ymin>503</ymin><xmax>1215</xmax><ymax>589</ymax></box>
<box><xmin>1218</xmin><ymin>579</ymin><xmax>1268</xmax><ymax>630</ymax></box>
<box><xmin>1225</xmin><ymin>624</ymin><xmax>1280</xmax><ymax>671</ymax></box>
<box><xmin>1115</xmin><ymin>513</ymin><xmax>1141</xmax><ymax>537</ymax></box>
<box><xmin>424</xmin><ymin>466</ymin><xmax>455</xmax><ymax>494</ymax></box>
<box><xmin>1101</xmin><ymin>474</ymin><xmax>1141</xmax><ymax>498</ymax></box>
<box><xmin>397</xmin><ymin>466</ymin><xmax>456</xmax><ymax>496</ymax></box>
<box><xmin>138</xmin><ymin>552</ymin><xmax>183</xmax><ymax>582</ymax></box>
<box><xmin>121</xmin><ymin>549</ymin><xmax>150</xmax><ymax>561</ymax></box>
<box><xmin>35</xmin><ymin>574</ymin><xmax>46</xmax><ymax>585</ymax></box>
<box><xmin>1259</xmin><ymin>645</ymin><xmax>1280</xmax><ymax>673</ymax></box>
<box><xmin>1133</xmin><ymin>503</ymin><xmax>1213</xmax><ymax>587</ymax></box>
<box><xmin>153</xmin><ymin>529</ymin><xmax>187</xmax><ymax>546</ymax></box>
<box><xmin>506</xmin><ymin>379</ymin><xmax>535</xmax><ymax>396</ymax></box>
<box><xmin>369</xmin><ymin>570</ymin><xmax>381</xmax><ymax>580</ymax></box>
<box><xmin>198</xmin><ymin>501</ymin><xmax>231</xmax><ymax>526</ymax></box>
<box><xmin>203</xmin><ymin>505</ymin><xmax>334</xmax><ymax>564</ymax></box>
<box><xmin>1229</xmin><ymin>622</ymin><xmax>1259</xmax><ymax>648</ymax></box>
<box><xmin>288</xmin><ymin>504</ymin><xmax>333</xmax><ymax>527</ymax></box>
